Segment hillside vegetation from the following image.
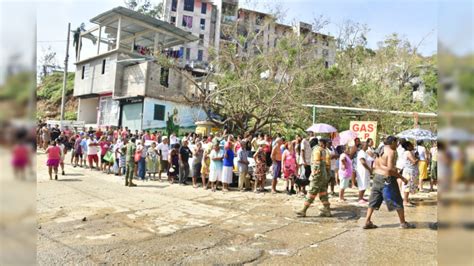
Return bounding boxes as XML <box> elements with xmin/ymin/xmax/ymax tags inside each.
<box><xmin>36</xmin><ymin>72</ymin><xmax>78</xmax><ymax>120</ymax></box>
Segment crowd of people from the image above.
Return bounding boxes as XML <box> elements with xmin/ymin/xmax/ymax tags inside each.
<box><xmin>36</xmin><ymin>122</ymin><xmax>442</xmax><ymax>228</ymax></box>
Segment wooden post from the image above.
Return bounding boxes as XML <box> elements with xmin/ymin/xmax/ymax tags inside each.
<box><xmin>413</xmin><ymin>112</ymin><xmax>419</xmax><ymax>128</ymax></box>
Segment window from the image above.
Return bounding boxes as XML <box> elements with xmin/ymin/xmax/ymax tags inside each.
<box><xmin>179</xmin><ymin>47</ymin><xmax>184</xmax><ymax>58</ymax></box>
<box><xmin>182</xmin><ymin>15</ymin><xmax>193</xmax><ymax>29</ymax></box>
<box><xmin>199</xmin><ymin>34</ymin><xmax>204</xmax><ymax>45</ymax></box>
<box><xmin>256</xmin><ymin>14</ymin><xmax>264</xmax><ymax>26</ymax></box>
<box><xmin>171</xmin><ymin>0</ymin><xmax>177</xmax><ymax>12</ymax></box>
<box><xmin>325</xmin><ymin>61</ymin><xmax>329</xmax><ymax>69</ymax></box>
<box><xmin>170</xmin><ymin>16</ymin><xmax>176</xmax><ymax>24</ymax></box>
<box><xmin>184</xmin><ymin>0</ymin><xmax>194</xmax><ymax>12</ymax></box>
<box><xmin>200</xmin><ymin>18</ymin><xmax>206</xmax><ymax>30</ymax></box>
<box><xmin>101</xmin><ymin>59</ymin><xmax>106</xmax><ymax>74</ymax></box>
<box><xmin>201</xmin><ymin>2</ymin><xmax>207</xmax><ymax>14</ymax></box>
<box><xmin>160</xmin><ymin>67</ymin><xmax>169</xmax><ymax>87</ymax></box>
<box><xmin>186</xmin><ymin>48</ymin><xmax>191</xmax><ymax>60</ymax></box>
<box><xmin>81</xmin><ymin>65</ymin><xmax>85</xmax><ymax>79</ymax></box>
<box><xmin>153</xmin><ymin>104</ymin><xmax>166</xmax><ymax>121</ymax></box>
<box><xmin>322</xmin><ymin>49</ymin><xmax>329</xmax><ymax>57</ymax></box>
<box><xmin>197</xmin><ymin>50</ymin><xmax>203</xmax><ymax>61</ymax></box>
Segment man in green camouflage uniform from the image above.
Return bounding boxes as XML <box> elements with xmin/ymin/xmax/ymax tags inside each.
<box><xmin>125</xmin><ymin>137</ymin><xmax>137</xmax><ymax>187</ymax></box>
<box><xmin>296</xmin><ymin>139</ymin><xmax>332</xmax><ymax>217</ymax></box>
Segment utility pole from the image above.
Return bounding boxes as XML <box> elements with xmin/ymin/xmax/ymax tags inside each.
<box><xmin>60</xmin><ymin>22</ymin><xmax>71</xmax><ymax>125</ymax></box>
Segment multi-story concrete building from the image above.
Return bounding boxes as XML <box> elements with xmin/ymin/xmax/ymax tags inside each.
<box><xmin>164</xmin><ymin>0</ymin><xmax>336</xmax><ymax>69</ymax></box>
<box><xmin>73</xmin><ymin>7</ymin><xmax>206</xmax><ymax>131</ymax></box>
<box><xmin>234</xmin><ymin>9</ymin><xmax>336</xmax><ymax>67</ymax></box>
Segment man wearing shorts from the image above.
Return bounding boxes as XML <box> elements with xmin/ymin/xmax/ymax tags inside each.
<box><xmin>86</xmin><ymin>135</ymin><xmax>99</xmax><ymax>170</ymax></box>
<box><xmin>363</xmin><ymin>136</ymin><xmax>416</xmax><ymax>229</ymax></box>
<box><xmin>73</xmin><ymin>135</ymin><xmax>83</xmax><ymax>167</ymax></box>
<box><xmin>157</xmin><ymin>137</ymin><xmax>170</xmax><ymax>180</ymax></box>
<box><xmin>271</xmin><ymin>138</ymin><xmax>283</xmax><ymax>194</ymax></box>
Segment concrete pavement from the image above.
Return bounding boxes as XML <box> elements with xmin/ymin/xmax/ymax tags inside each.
<box><xmin>36</xmin><ymin>151</ymin><xmax>437</xmax><ymax>265</ymax></box>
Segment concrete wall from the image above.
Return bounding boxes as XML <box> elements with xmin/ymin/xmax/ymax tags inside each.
<box><xmin>120</xmin><ymin>62</ymin><xmax>147</xmax><ymax>97</ymax></box>
<box><xmin>77</xmin><ymin>97</ymin><xmax>99</xmax><ymax>124</ymax></box>
<box><xmin>73</xmin><ymin>53</ymin><xmax>118</xmax><ymax>97</ymax></box>
<box><xmin>166</xmin><ymin>0</ymin><xmax>216</xmax><ymax>63</ymax></box>
<box><xmin>145</xmin><ymin>62</ymin><xmax>195</xmax><ymax>101</ymax></box>
<box><xmin>142</xmin><ymin>97</ymin><xmax>207</xmax><ymax>130</ymax></box>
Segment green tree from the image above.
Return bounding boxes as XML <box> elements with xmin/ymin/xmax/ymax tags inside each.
<box><xmin>72</xmin><ymin>23</ymin><xmax>86</xmax><ymax>59</ymax></box>
<box><xmin>124</xmin><ymin>0</ymin><xmax>163</xmax><ymax>19</ymax></box>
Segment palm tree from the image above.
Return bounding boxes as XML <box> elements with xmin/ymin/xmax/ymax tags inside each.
<box><xmin>72</xmin><ymin>23</ymin><xmax>86</xmax><ymax>59</ymax></box>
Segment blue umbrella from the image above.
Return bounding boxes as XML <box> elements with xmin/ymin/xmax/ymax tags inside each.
<box><xmin>397</xmin><ymin>128</ymin><xmax>436</xmax><ymax>141</ymax></box>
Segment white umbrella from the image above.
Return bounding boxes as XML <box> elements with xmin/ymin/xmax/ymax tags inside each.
<box><xmin>397</xmin><ymin>128</ymin><xmax>436</xmax><ymax>141</ymax></box>
<box><xmin>306</xmin><ymin>123</ymin><xmax>337</xmax><ymax>133</ymax></box>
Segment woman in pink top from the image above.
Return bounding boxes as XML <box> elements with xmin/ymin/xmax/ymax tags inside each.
<box><xmin>98</xmin><ymin>136</ymin><xmax>110</xmax><ymax>172</ymax></box>
<box><xmin>12</xmin><ymin>142</ymin><xmax>31</xmax><ymax>181</ymax></box>
<box><xmin>282</xmin><ymin>141</ymin><xmax>297</xmax><ymax>195</ymax></box>
<box><xmin>338</xmin><ymin>145</ymin><xmax>353</xmax><ymax>202</ymax></box>
<box><xmin>46</xmin><ymin>140</ymin><xmax>61</xmax><ymax>180</ymax></box>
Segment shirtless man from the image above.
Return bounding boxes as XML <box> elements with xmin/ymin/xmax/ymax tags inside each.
<box><xmin>363</xmin><ymin>136</ymin><xmax>416</xmax><ymax>229</ymax></box>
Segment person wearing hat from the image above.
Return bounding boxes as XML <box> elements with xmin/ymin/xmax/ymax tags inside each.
<box><xmin>296</xmin><ymin>138</ymin><xmax>332</xmax><ymax>217</ymax></box>
<box><xmin>178</xmin><ymin>138</ymin><xmax>192</xmax><ymax>185</ymax></box>
<box><xmin>79</xmin><ymin>134</ymin><xmax>88</xmax><ymax>167</ymax></box>
<box><xmin>86</xmin><ymin>134</ymin><xmax>100</xmax><ymax>170</ymax></box>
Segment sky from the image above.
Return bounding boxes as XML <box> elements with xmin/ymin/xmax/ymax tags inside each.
<box><xmin>1</xmin><ymin>0</ymin><xmax>471</xmax><ymax>79</ymax></box>
<box><xmin>243</xmin><ymin>0</ymin><xmax>439</xmax><ymax>55</ymax></box>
